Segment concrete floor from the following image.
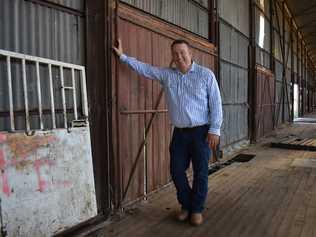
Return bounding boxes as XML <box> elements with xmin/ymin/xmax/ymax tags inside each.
<box><xmin>95</xmin><ymin>113</ymin><xmax>316</xmax><ymax>237</ymax></box>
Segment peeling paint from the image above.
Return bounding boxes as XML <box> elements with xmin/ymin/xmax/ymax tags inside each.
<box><xmin>6</xmin><ymin>134</ymin><xmax>56</xmax><ymax>160</ymax></box>
<box><xmin>0</xmin><ymin>128</ymin><xmax>97</xmax><ymax>236</ymax></box>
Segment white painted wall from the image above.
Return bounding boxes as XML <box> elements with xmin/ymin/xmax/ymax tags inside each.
<box><xmin>0</xmin><ymin>127</ymin><xmax>97</xmax><ymax>236</ymax></box>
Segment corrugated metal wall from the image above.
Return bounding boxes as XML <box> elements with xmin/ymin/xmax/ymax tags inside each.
<box><xmin>218</xmin><ymin>0</ymin><xmax>249</xmax><ymax>147</ymax></box>
<box><xmin>0</xmin><ymin>0</ymin><xmax>85</xmax><ymax>131</ymax></box>
<box><xmin>120</xmin><ymin>0</ymin><xmax>209</xmax><ymax>38</ymax></box>
<box><xmin>45</xmin><ymin>0</ymin><xmax>84</xmax><ymax>11</ymax></box>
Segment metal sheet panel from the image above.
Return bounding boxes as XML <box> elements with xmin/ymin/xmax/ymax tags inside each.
<box><xmin>219</xmin><ymin>0</ymin><xmax>249</xmax><ymax>36</ymax></box>
<box><xmin>0</xmin><ymin>0</ymin><xmax>85</xmax><ymax>131</ymax></box>
<box><xmin>120</xmin><ymin>0</ymin><xmax>209</xmax><ymax>38</ymax></box>
<box><xmin>219</xmin><ymin>17</ymin><xmax>249</xmax><ymax>147</ymax></box>
<box><xmin>219</xmin><ymin>22</ymin><xmax>231</xmax><ymax>61</ymax></box>
<box><xmin>46</xmin><ymin>0</ymin><xmax>84</xmax><ymax>11</ymax></box>
<box><xmin>0</xmin><ymin>0</ymin><xmax>84</xmax><ymax>63</ymax></box>
<box><xmin>220</xmin><ymin>21</ymin><xmax>249</xmax><ymax>67</ymax></box>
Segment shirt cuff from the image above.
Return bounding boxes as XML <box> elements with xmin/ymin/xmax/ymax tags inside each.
<box><xmin>208</xmin><ymin>128</ymin><xmax>220</xmax><ymax>136</ymax></box>
<box><xmin>120</xmin><ymin>54</ymin><xmax>127</xmax><ymax>62</ymax></box>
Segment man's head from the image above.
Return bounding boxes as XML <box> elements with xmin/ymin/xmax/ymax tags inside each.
<box><xmin>171</xmin><ymin>39</ymin><xmax>193</xmax><ymax>73</ymax></box>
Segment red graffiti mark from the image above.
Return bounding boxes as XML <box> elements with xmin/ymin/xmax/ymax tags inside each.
<box><xmin>0</xmin><ymin>133</ymin><xmax>7</xmax><ymax>143</ymax></box>
<box><xmin>0</xmin><ymin>150</ymin><xmax>11</xmax><ymax>197</ymax></box>
<box><xmin>33</xmin><ymin>159</ymin><xmax>56</xmax><ymax>192</ymax></box>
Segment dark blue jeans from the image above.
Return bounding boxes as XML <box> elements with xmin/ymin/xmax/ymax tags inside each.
<box><xmin>169</xmin><ymin>125</ymin><xmax>211</xmax><ymax>213</ymax></box>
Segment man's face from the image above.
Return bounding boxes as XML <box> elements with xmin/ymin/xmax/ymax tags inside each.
<box><xmin>171</xmin><ymin>43</ymin><xmax>192</xmax><ymax>72</ymax></box>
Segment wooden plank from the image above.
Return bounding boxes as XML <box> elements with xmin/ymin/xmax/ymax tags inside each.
<box><xmin>251</xmin><ymin>167</ymin><xmax>307</xmax><ymax>236</ymax></box>
<box><xmin>229</xmin><ymin>169</ymin><xmax>289</xmax><ymax>237</ymax></box>
<box><xmin>273</xmin><ymin>168</ymin><xmax>313</xmax><ymax>237</ymax></box>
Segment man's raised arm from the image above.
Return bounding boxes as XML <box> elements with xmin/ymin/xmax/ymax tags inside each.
<box><xmin>113</xmin><ymin>39</ymin><xmax>166</xmax><ymax>82</ymax></box>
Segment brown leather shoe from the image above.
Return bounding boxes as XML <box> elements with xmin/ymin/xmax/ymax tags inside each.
<box><xmin>175</xmin><ymin>209</ymin><xmax>189</xmax><ymax>221</ymax></box>
<box><xmin>190</xmin><ymin>213</ymin><xmax>203</xmax><ymax>226</ymax></box>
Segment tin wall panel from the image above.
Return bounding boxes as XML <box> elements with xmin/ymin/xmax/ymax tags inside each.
<box><xmin>120</xmin><ymin>0</ymin><xmax>209</xmax><ymax>38</ymax></box>
<box><xmin>48</xmin><ymin>0</ymin><xmax>84</xmax><ymax>11</ymax></box>
<box><xmin>219</xmin><ymin>0</ymin><xmax>249</xmax><ymax>37</ymax></box>
<box><xmin>0</xmin><ymin>0</ymin><xmax>85</xmax><ymax>131</ymax></box>
<box><xmin>219</xmin><ymin>19</ymin><xmax>249</xmax><ymax>147</ymax></box>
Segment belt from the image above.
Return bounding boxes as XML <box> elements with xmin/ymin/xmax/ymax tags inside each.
<box><xmin>175</xmin><ymin>124</ymin><xmax>208</xmax><ymax>132</ymax></box>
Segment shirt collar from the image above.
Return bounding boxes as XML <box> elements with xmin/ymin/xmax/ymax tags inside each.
<box><xmin>176</xmin><ymin>61</ymin><xmax>196</xmax><ymax>74</ymax></box>
<box><xmin>189</xmin><ymin>61</ymin><xmax>196</xmax><ymax>73</ymax></box>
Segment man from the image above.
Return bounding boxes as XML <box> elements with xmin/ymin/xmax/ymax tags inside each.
<box><xmin>113</xmin><ymin>39</ymin><xmax>222</xmax><ymax>226</ymax></box>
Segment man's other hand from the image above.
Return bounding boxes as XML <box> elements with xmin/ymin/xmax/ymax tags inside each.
<box><xmin>206</xmin><ymin>133</ymin><xmax>219</xmax><ymax>149</ymax></box>
<box><xmin>113</xmin><ymin>38</ymin><xmax>123</xmax><ymax>57</ymax></box>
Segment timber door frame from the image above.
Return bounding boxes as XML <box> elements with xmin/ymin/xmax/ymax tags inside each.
<box><xmin>86</xmin><ymin>0</ymin><xmax>112</xmax><ymax>216</ymax></box>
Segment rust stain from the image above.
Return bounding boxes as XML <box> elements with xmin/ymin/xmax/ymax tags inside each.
<box><xmin>6</xmin><ymin>134</ymin><xmax>56</xmax><ymax>161</ymax></box>
<box><xmin>34</xmin><ymin>159</ymin><xmax>56</xmax><ymax>192</ymax></box>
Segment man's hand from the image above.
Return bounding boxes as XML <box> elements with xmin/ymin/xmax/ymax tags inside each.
<box><xmin>206</xmin><ymin>133</ymin><xmax>219</xmax><ymax>149</ymax></box>
<box><xmin>113</xmin><ymin>38</ymin><xmax>123</xmax><ymax>57</ymax></box>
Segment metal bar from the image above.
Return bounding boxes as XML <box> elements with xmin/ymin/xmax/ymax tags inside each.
<box><xmin>220</xmin><ymin>58</ymin><xmax>249</xmax><ymax>71</ymax></box>
<box><xmin>22</xmin><ymin>59</ymin><xmax>30</xmax><ymax>132</ymax></box>
<box><xmin>36</xmin><ymin>62</ymin><xmax>44</xmax><ymax>130</ymax></box>
<box><xmin>59</xmin><ymin>66</ymin><xmax>67</xmax><ymax>128</ymax></box>
<box><xmin>0</xmin><ymin>108</ymin><xmax>75</xmax><ymax>118</ymax></box>
<box><xmin>80</xmin><ymin>69</ymin><xmax>89</xmax><ymax>117</ymax></box>
<box><xmin>48</xmin><ymin>64</ymin><xmax>56</xmax><ymax>129</ymax></box>
<box><xmin>188</xmin><ymin>0</ymin><xmax>209</xmax><ymax>12</ymax></box>
<box><xmin>24</xmin><ymin>0</ymin><xmax>85</xmax><ymax>17</ymax></box>
<box><xmin>6</xmin><ymin>56</ymin><xmax>15</xmax><ymax>131</ymax></box>
<box><xmin>0</xmin><ymin>49</ymin><xmax>84</xmax><ymax>70</ymax></box>
<box><xmin>71</xmin><ymin>68</ymin><xmax>78</xmax><ymax>120</ymax></box>
<box><xmin>249</xmin><ymin>0</ymin><xmax>257</xmax><ymax>141</ymax></box>
<box><xmin>62</xmin><ymin>86</ymin><xmax>74</xmax><ymax>90</ymax></box>
<box><xmin>282</xmin><ymin>1</ymin><xmax>286</xmax><ymax>122</ymax></box>
<box><xmin>209</xmin><ymin>0</ymin><xmax>215</xmax><ymax>44</ymax></box>
<box><xmin>120</xmin><ymin>109</ymin><xmax>168</xmax><ymax>114</ymax></box>
<box><xmin>290</xmin><ymin>19</ymin><xmax>294</xmax><ymax>121</ymax></box>
<box><xmin>270</xmin><ymin>0</ymin><xmax>276</xmax><ymax>128</ymax></box>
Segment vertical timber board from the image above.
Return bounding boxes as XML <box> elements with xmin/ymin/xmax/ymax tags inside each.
<box><xmin>86</xmin><ymin>0</ymin><xmax>112</xmax><ymax>214</ymax></box>
<box><xmin>116</xmin><ymin>18</ymin><xmax>148</xmax><ymax>203</ymax></box>
<box><xmin>255</xmin><ymin>66</ymin><xmax>275</xmax><ymax>139</ymax></box>
<box><xmin>150</xmin><ymin>34</ymin><xmax>173</xmax><ymax>192</ymax></box>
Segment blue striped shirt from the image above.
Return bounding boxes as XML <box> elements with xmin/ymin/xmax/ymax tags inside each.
<box><xmin>120</xmin><ymin>54</ymin><xmax>223</xmax><ymax>136</ymax></box>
